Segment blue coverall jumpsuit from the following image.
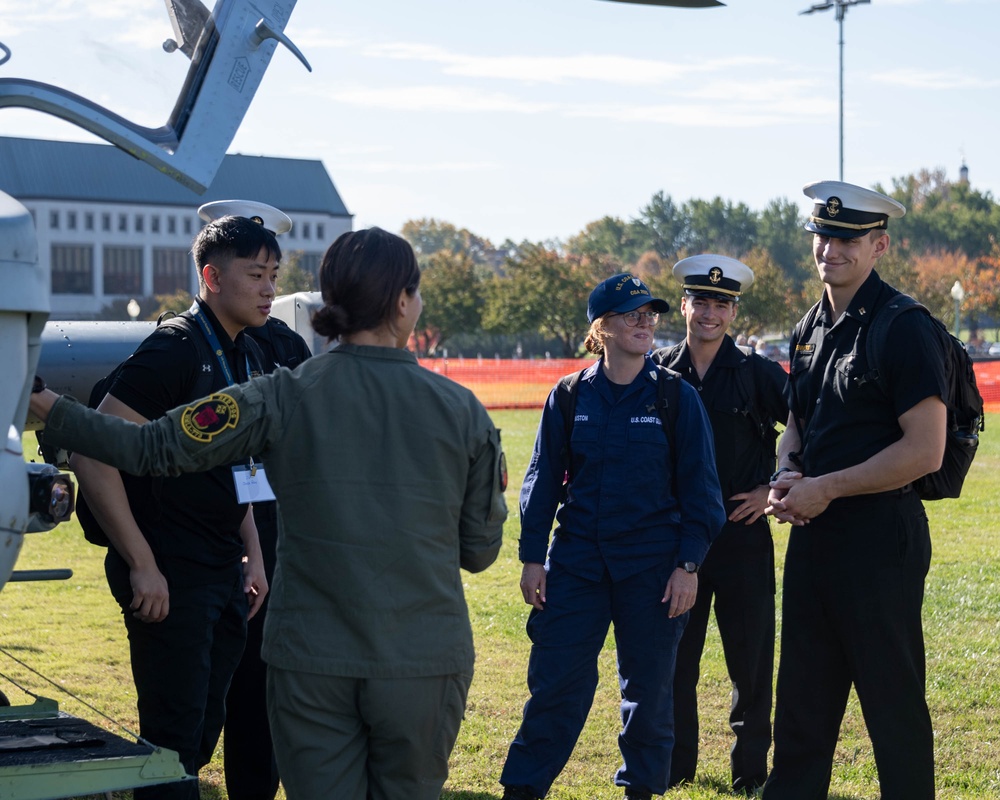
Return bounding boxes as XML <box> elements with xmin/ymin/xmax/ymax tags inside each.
<box><xmin>501</xmin><ymin>357</ymin><xmax>726</xmax><ymax>797</ymax></box>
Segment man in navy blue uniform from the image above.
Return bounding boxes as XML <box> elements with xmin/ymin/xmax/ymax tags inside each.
<box><xmin>652</xmin><ymin>255</ymin><xmax>787</xmax><ymax>795</ymax></box>
<box><xmin>500</xmin><ymin>274</ymin><xmax>725</xmax><ymax>800</ymax></box>
<box><xmin>764</xmin><ymin>181</ymin><xmax>948</xmax><ymax>800</ymax></box>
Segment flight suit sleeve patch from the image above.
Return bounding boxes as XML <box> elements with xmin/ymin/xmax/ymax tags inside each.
<box><xmin>488</xmin><ymin>429</ymin><xmax>509</xmax><ymax>524</ymax></box>
<box><xmin>180</xmin><ymin>393</ymin><xmax>240</xmax><ymax>443</ymax></box>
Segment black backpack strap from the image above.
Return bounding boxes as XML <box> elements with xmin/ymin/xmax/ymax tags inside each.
<box><xmin>555</xmin><ymin>370</ymin><xmax>585</xmax><ymax>489</ymax></box>
<box><xmin>859</xmin><ymin>292</ymin><xmax>924</xmax><ymax>394</ymax></box>
<box><xmin>650</xmin><ymin>364</ymin><xmax>682</xmax><ymax>496</ymax></box>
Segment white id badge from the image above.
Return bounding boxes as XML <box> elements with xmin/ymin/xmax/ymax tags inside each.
<box><xmin>232</xmin><ymin>463</ymin><xmax>276</xmax><ymax>503</ymax></box>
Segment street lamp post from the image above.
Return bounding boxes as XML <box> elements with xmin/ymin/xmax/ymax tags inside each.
<box><xmin>951</xmin><ymin>280</ymin><xmax>965</xmax><ymax>340</ymax></box>
<box><xmin>800</xmin><ymin>0</ymin><xmax>871</xmax><ymax>181</ymax></box>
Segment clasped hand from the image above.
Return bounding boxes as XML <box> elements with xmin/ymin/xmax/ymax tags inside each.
<box><xmin>766</xmin><ymin>471</ymin><xmax>833</xmax><ymax>526</ymax></box>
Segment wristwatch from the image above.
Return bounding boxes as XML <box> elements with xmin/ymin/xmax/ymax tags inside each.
<box><xmin>770</xmin><ymin>466</ymin><xmax>793</xmax><ymax>482</ymax></box>
<box><xmin>32</xmin><ymin>375</ymin><xmax>47</xmax><ymax>394</ymax></box>
<box><xmin>677</xmin><ymin>561</ymin><xmax>700</xmax><ymax>574</ymax></box>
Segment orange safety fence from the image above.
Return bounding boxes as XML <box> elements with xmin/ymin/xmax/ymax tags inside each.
<box><xmin>418</xmin><ymin>356</ymin><xmax>1000</xmax><ymax>414</ymax></box>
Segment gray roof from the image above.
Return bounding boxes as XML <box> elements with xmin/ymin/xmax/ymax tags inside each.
<box><xmin>0</xmin><ymin>136</ymin><xmax>351</xmax><ymax>217</ymax></box>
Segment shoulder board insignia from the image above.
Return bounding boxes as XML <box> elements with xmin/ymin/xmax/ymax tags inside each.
<box><xmin>180</xmin><ymin>393</ymin><xmax>240</xmax><ymax>443</ymax></box>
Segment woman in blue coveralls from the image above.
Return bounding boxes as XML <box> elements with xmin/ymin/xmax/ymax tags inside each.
<box><xmin>499</xmin><ymin>274</ymin><xmax>726</xmax><ymax>800</ymax></box>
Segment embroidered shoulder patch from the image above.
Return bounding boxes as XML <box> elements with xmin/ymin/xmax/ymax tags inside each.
<box><xmin>180</xmin><ymin>394</ymin><xmax>240</xmax><ymax>443</ymax></box>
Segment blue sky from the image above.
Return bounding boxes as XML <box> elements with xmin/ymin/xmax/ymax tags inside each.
<box><xmin>2</xmin><ymin>0</ymin><xmax>997</xmax><ymax>244</ymax></box>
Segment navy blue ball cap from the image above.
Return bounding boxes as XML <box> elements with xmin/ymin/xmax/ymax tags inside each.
<box><xmin>588</xmin><ymin>273</ymin><xmax>670</xmax><ymax>322</ymax></box>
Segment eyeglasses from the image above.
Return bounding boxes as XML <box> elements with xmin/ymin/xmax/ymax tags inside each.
<box><xmin>611</xmin><ymin>310</ymin><xmax>660</xmax><ymax>327</ymax></box>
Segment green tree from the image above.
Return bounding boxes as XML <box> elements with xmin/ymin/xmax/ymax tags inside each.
<box><xmin>149</xmin><ymin>290</ymin><xmax>194</xmax><ymax>320</ymax></box>
<box><xmin>634</xmin><ymin>191</ymin><xmax>686</xmax><ymax>262</ymax></box>
<box><xmin>757</xmin><ymin>198</ymin><xmax>812</xmax><ymax>285</ymax></box>
<box><xmin>565</xmin><ymin>216</ymin><xmax>648</xmax><ymax>270</ymax></box>
<box><xmin>881</xmin><ymin>170</ymin><xmax>1000</xmax><ymax>260</ymax></box>
<box><xmin>400</xmin><ymin>218</ymin><xmax>499</xmax><ymax>268</ymax></box>
<box><xmin>414</xmin><ymin>250</ymin><xmax>484</xmax><ymax>355</ymax></box>
<box><xmin>482</xmin><ymin>245</ymin><xmax>593</xmax><ymax>357</ymax></box>
<box><xmin>278</xmin><ymin>251</ymin><xmax>316</xmax><ymax>294</ymax></box>
<box><xmin>680</xmin><ymin>197</ymin><xmax>758</xmax><ymax>256</ymax></box>
<box><xmin>735</xmin><ymin>248</ymin><xmax>812</xmax><ymax>338</ymax></box>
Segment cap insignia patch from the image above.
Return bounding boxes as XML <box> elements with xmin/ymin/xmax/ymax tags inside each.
<box><xmin>709</xmin><ymin>267</ymin><xmax>723</xmax><ymax>285</ymax></box>
<box><xmin>180</xmin><ymin>393</ymin><xmax>240</xmax><ymax>443</ymax></box>
<box><xmin>826</xmin><ymin>197</ymin><xmax>842</xmax><ymax>217</ymax></box>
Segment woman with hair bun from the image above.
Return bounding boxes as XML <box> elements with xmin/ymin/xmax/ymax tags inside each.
<box><xmin>31</xmin><ymin>227</ymin><xmax>509</xmax><ymax>800</ymax></box>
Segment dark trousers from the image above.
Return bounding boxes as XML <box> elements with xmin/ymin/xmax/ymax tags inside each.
<box><xmin>763</xmin><ymin>490</ymin><xmax>935</xmax><ymax>800</ymax></box>
<box><xmin>501</xmin><ymin>560</ymin><xmax>686</xmax><ymax>797</ymax></box>
<box><xmin>107</xmin><ymin>551</ymin><xmax>248</xmax><ymax>800</ymax></box>
<box><xmin>671</xmin><ymin>517</ymin><xmax>774</xmax><ymax>792</ymax></box>
<box><xmin>225</xmin><ymin>502</ymin><xmax>280</xmax><ymax>800</ymax></box>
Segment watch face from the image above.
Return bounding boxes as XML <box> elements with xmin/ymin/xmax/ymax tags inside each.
<box><xmin>679</xmin><ymin>561</ymin><xmax>699</xmax><ymax>574</ymax></box>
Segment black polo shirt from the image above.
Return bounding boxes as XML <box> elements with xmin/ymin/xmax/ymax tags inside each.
<box><xmin>787</xmin><ymin>270</ymin><xmax>948</xmax><ymax>478</ymax></box>
<box><xmin>654</xmin><ymin>336</ymin><xmax>788</xmax><ymax>501</ymax></box>
<box><xmin>108</xmin><ymin>299</ymin><xmax>262</xmax><ymax>585</ymax></box>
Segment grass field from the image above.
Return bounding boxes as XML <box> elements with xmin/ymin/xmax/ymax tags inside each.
<box><xmin>2</xmin><ymin>412</ymin><xmax>998</xmax><ymax>799</ymax></box>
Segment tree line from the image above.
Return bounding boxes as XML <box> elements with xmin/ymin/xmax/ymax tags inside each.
<box><xmin>137</xmin><ymin>169</ymin><xmax>1000</xmax><ymax>358</ymax></box>
<box><xmin>400</xmin><ymin>169</ymin><xmax>1000</xmax><ymax>357</ymax></box>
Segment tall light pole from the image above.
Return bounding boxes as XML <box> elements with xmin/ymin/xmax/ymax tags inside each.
<box><xmin>800</xmin><ymin>0</ymin><xmax>871</xmax><ymax>181</ymax></box>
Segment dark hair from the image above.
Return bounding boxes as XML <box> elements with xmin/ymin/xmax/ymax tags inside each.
<box><xmin>312</xmin><ymin>228</ymin><xmax>421</xmax><ymax>340</ymax></box>
<box><xmin>191</xmin><ymin>216</ymin><xmax>282</xmax><ymax>287</ymax></box>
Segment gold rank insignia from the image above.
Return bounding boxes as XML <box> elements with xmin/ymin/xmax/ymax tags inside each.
<box><xmin>180</xmin><ymin>394</ymin><xmax>240</xmax><ymax>443</ymax></box>
<box><xmin>795</xmin><ymin>343</ymin><xmax>815</xmax><ymax>352</ymax></box>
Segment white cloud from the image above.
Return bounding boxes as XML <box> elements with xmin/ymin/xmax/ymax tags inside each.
<box><xmin>360</xmin><ymin>40</ymin><xmax>776</xmax><ymax>87</ymax></box>
<box><xmin>871</xmin><ymin>69</ymin><xmax>1000</xmax><ymax>90</ymax></box>
<box><xmin>326</xmin><ymin>84</ymin><xmax>552</xmax><ymax>114</ymax></box>
<box><xmin>333</xmin><ymin>160</ymin><xmax>501</xmax><ymax>174</ymax></box>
